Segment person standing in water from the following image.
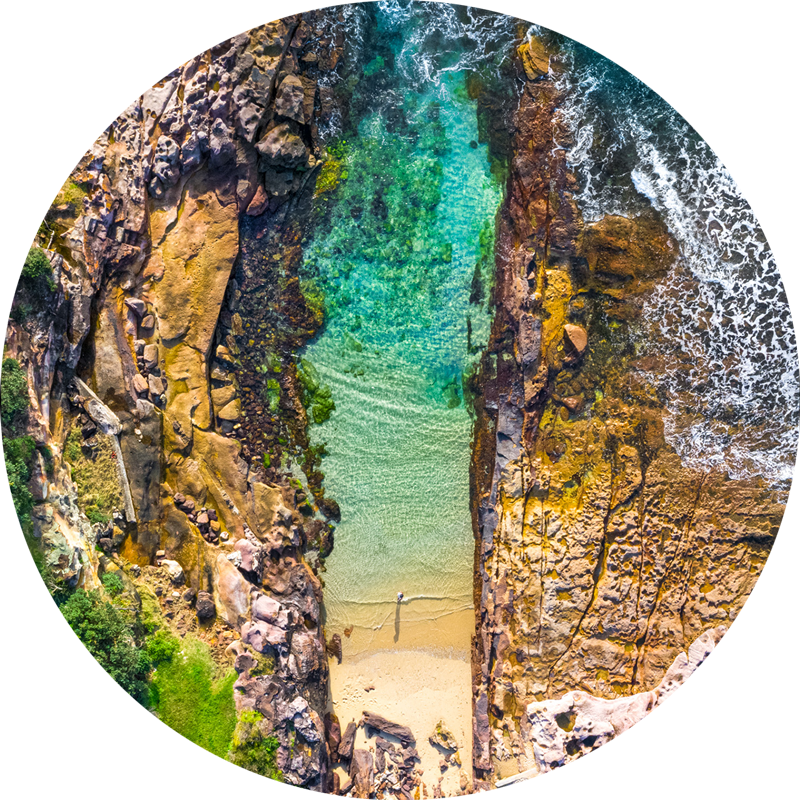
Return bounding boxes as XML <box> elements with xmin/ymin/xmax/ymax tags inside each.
<box><xmin>397</xmin><ymin>591</ymin><xmax>404</xmax><ymax>602</ymax></box>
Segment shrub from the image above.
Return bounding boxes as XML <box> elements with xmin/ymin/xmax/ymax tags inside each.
<box><xmin>228</xmin><ymin>710</ymin><xmax>282</xmax><ymax>780</ymax></box>
<box><xmin>3</xmin><ymin>434</ymin><xmax>36</xmax><ymax>524</ymax></box>
<box><xmin>1</xmin><ymin>358</ymin><xmax>29</xmax><ymax>429</ymax></box>
<box><xmin>101</xmin><ymin>571</ymin><xmax>124</xmax><ymax>597</ymax></box>
<box><xmin>145</xmin><ymin>629</ymin><xmax>180</xmax><ymax>666</ymax></box>
<box><xmin>20</xmin><ymin>247</ymin><xmax>56</xmax><ymax>302</ymax></box>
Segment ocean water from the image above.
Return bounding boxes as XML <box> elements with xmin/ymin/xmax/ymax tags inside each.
<box><xmin>545</xmin><ymin>30</ymin><xmax>800</xmax><ymax>484</ymax></box>
<box><xmin>302</xmin><ymin>2</ymin><xmax>511</xmax><ymax>652</ymax></box>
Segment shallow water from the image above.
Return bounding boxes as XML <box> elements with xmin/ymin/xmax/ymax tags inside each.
<box><xmin>547</xmin><ymin>29</ymin><xmax>800</xmax><ymax>483</ymax></box>
<box><xmin>302</xmin><ymin>3</ymin><xmax>508</xmax><ymax>652</ymax></box>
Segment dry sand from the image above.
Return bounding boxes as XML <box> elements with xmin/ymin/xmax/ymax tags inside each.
<box><xmin>328</xmin><ymin>603</ymin><xmax>474</xmax><ymax>797</ymax></box>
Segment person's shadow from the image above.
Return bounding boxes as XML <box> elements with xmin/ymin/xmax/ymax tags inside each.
<box><xmin>394</xmin><ymin>601</ymin><xmax>401</xmax><ymax>643</ymax></box>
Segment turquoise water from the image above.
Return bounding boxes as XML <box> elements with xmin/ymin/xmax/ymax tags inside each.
<box><xmin>302</xmin><ymin>5</ymin><xmax>507</xmax><ymax>647</ymax></box>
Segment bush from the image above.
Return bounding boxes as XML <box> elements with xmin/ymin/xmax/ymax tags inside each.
<box><xmin>228</xmin><ymin>710</ymin><xmax>282</xmax><ymax>780</ymax></box>
<box><xmin>145</xmin><ymin>629</ymin><xmax>180</xmax><ymax>666</ymax></box>
<box><xmin>19</xmin><ymin>247</ymin><xmax>56</xmax><ymax>305</ymax></box>
<box><xmin>0</xmin><ymin>436</ymin><xmax>36</xmax><ymax>545</ymax></box>
<box><xmin>101</xmin><ymin>571</ymin><xmax>124</xmax><ymax>597</ymax></box>
<box><xmin>2</xmin><ymin>580</ymin><xmax>156</xmax><ymax>800</ymax></box>
<box><xmin>1</xmin><ymin>358</ymin><xmax>29</xmax><ymax>429</ymax></box>
<box><xmin>149</xmin><ymin>636</ymin><xmax>237</xmax><ymax>758</ymax></box>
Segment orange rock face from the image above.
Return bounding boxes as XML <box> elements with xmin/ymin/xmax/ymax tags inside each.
<box><xmin>469</xmin><ymin>32</ymin><xmax>788</xmax><ymax>787</ymax></box>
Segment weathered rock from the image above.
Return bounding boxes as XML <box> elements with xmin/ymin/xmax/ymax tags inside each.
<box><xmin>161</xmin><ymin>559</ymin><xmax>185</xmax><ymax>586</ymax></box>
<box><xmin>470</xmin><ymin>32</ymin><xmax>785</xmax><ymax>788</ymax></box>
<box><xmin>246</xmin><ymin>184</ymin><xmax>269</xmax><ymax>216</ymax></box>
<box><xmin>362</xmin><ymin>712</ymin><xmax>415</xmax><ymax>746</ymax></box>
<box><xmin>525</xmin><ymin>627</ymin><xmax>800</xmax><ymax>800</ymax></box>
<box><xmin>132</xmin><ymin>373</ymin><xmax>148</xmax><ymax>395</ymax></box>
<box><xmin>326</xmin><ymin>632</ymin><xmax>342</xmax><ymax>664</ymax></box>
<box><xmin>275</xmin><ymin>75</ymin><xmax>305</xmax><ymax>122</ymax></box>
<box><xmin>256</xmin><ymin>123</ymin><xmax>309</xmax><ymax>171</ymax></box>
<box><xmin>349</xmin><ymin>749</ymin><xmax>374</xmax><ymax>799</ymax></box>
<box><xmin>562</xmin><ymin>323</ymin><xmax>587</xmax><ymax>357</ymax></box>
<box><xmin>196</xmin><ymin>591</ymin><xmax>216</xmax><ymax>621</ymax></box>
<box><xmin>125</xmin><ymin>298</ymin><xmax>146</xmax><ymax>318</ymax></box>
<box><xmin>339</xmin><ymin>721</ymin><xmax>357</xmax><ymax>761</ymax></box>
<box><xmin>428</xmin><ymin>720</ymin><xmax>458</xmax><ymax>752</ymax></box>
<box><xmin>325</xmin><ymin>711</ymin><xmax>342</xmax><ymax>757</ymax></box>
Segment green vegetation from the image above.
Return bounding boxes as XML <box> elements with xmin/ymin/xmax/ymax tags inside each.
<box><xmin>145</xmin><ymin>629</ymin><xmax>181</xmax><ymax>667</ymax></box>
<box><xmin>228</xmin><ymin>709</ymin><xmax>282</xmax><ymax>780</ymax></box>
<box><xmin>1</xmin><ymin>358</ymin><xmax>38</xmax><ymax>525</ymax></box>
<box><xmin>314</xmin><ymin>139</ymin><xmax>348</xmax><ymax>197</ymax></box>
<box><xmin>101</xmin><ymin>571</ymin><xmax>124</xmax><ymax>597</ymax></box>
<box><xmin>64</xmin><ymin>425</ymin><xmax>122</xmax><ymax>524</ymax></box>
<box><xmin>297</xmin><ymin>359</ymin><xmax>335</xmax><ymax>424</ymax></box>
<box><xmin>54</xmin><ymin>180</ymin><xmax>88</xmax><ymax>213</ymax></box>
<box><xmin>0</xmin><ymin>195</ymin><xmax>56</xmax><ymax>308</ymax></box>
<box><xmin>2</xmin><ymin>568</ymin><xmax>156</xmax><ymax>800</ymax></box>
<box><xmin>149</xmin><ymin>636</ymin><xmax>237</xmax><ymax>758</ymax></box>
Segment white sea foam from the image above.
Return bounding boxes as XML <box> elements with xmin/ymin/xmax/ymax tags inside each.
<box><xmin>553</xmin><ymin>40</ymin><xmax>799</xmax><ymax>484</ymax></box>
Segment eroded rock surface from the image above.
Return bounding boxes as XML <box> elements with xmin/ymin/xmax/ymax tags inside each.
<box><xmin>5</xmin><ymin>7</ymin><xmax>352</xmax><ymax>791</ymax></box>
<box><xmin>469</xmin><ymin>31</ymin><xmax>788</xmax><ymax>788</ymax></box>
<box><xmin>523</xmin><ymin>626</ymin><xmax>800</xmax><ymax>800</ymax></box>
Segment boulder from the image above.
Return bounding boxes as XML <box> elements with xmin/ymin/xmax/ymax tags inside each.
<box><xmin>326</xmin><ymin>632</ymin><xmax>342</xmax><ymax>664</ymax></box>
<box><xmin>252</xmin><ymin>591</ymin><xmax>281</xmax><ymax>623</ymax></box>
<box><xmin>132</xmin><ymin>373</ymin><xmax>149</xmax><ymax>395</ymax></box>
<box><xmin>361</xmin><ymin>712</ymin><xmax>415</xmax><ymax>746</ymax></box>
<box><xmin>235</xmin><ymin>539</ymin><xmax>260</xmax><ymax>574</ymax></box>
<box><xmin>246</xmin><ymin>184</ymin><xmax>269</xmax><ymax>216</ymax></box>
<box><xmin>339</xmin><ymin>721</ymin><xmax>357</xmax><ymax>761</ymax></box>
<box><xmin>215</xmin><ymin>553</ymin><xmax>250</xmax><ymax>625</ymax></box>
<box><xmin>275</xmin><ymin>75</ymin><xmax>305</xmax><ymax>122</ymax></box>
<box><xmin>3</xmin><ymin>92</ymin><xmax>25</xmax><ymax>114</ymax></box>
<box><xmin>325</xmin><ymin>711</ymin><xmax>342</xmax><ymax>756</ymax></box>
<box><xmin>349</xmin><ymin>749</ymin><xmax>374</xmax><ymax>799</ymax></box>
<box><xmin>255</xmin><ymin>123</ymin><xmax>309</xmax><ymax>170</ymax></box>
<box><xmin>563</xmin><ymin>323</ymin><xmax>588</xmax><ymax>357</ymax></box>
<box><xmin>196</xmin><ymin>591</ymin><xmax>216</xmax><ymax>621</ymax></box>
<box><xmin>290</xmin><ymin>631</ymin><xmax>323</xmax><ymax>678</ymax></box>
<box><xmin>125</xmin><ymin>298</ymin><xmax>146</xmax><ymax>318</ymax></box>
<box><xmin>161</xmin><ymin>559</ymin><xmax>185</xmax><ymax>586</ymax></box>
<box><xmin>143</xmin><ymin>343</ymin><xmax>159</xmax><ymax>368</ymax></box>
<box><xmin>429</xmin><ymin>720</ymin><xmax>458</xmax><ymax>752</ymax></box>
<box><xmin>241</xmin><ymin>620</ymin><xmax>288</xmax><ymax>652</ymax></box>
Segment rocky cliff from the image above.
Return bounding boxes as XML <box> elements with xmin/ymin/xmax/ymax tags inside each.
<box><xmin>3</xmin><ymin>8</ymin><xmax>356</xmax><ymax>791</ymax></box>
<box><xmin>469</xmin><ymin>32</ymin><xmax>788</xmax><ymax>787</ymax></box>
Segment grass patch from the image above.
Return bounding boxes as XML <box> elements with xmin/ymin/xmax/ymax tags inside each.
<box><xmin>228</xmin><ymin>709</ymin><xmax>282</xmax><ymax>780</ymax></box>
<box><xmin>149</xmin><ymin>636</ymin><xmax>237</xmax><ymax>759</ymax></box>
<box><xmin>64</xmin><ymin>425</ymin><xmax>122</xmax><ymax>524</ymax></box>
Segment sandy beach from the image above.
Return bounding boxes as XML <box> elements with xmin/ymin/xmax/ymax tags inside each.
<box><xmin>328</xmin><ymin>604</ymin><xmax>474</xmax><ymax>797</ymax></box>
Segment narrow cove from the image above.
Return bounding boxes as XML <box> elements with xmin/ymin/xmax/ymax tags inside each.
<box><xmin>299</xmin><ymin>4</ymin><xmax>509</xmax><ymax>786</ymax></box>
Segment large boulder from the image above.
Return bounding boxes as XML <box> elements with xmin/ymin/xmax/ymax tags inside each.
<box><xmin>255</xmin><ymin>123</ymin><xmax>309</xmax><ymax>170</ymax></box>
<box><xmin>361</xmin><ymin>711</ymin><xmax>415</xmax><ymax>746</ymax></box>
<box><xmin>275</xmin><ymin>75</ymin><xmax>305</xmax><ymax>123</ymax></box>
<box><xmin>349</xmin><ymin>749</ymin><xmax>374</xmax><ymax>799</ymax></box>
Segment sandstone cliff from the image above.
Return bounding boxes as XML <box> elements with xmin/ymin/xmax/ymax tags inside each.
<box><xmin>469</xmin><ymin>33</ymin><xmax>787</xmax><ymax>787</ymax></box>
<box><xmin>4</xmin><ymin>9</ymin><xmax>354</xmax><ymax>790</ymax></box>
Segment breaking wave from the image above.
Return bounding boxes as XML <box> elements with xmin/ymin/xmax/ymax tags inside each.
<box><xmin>552</xmin><ymin>35</ymin><xmax>799</xmax><ymax>483</ymax></box>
